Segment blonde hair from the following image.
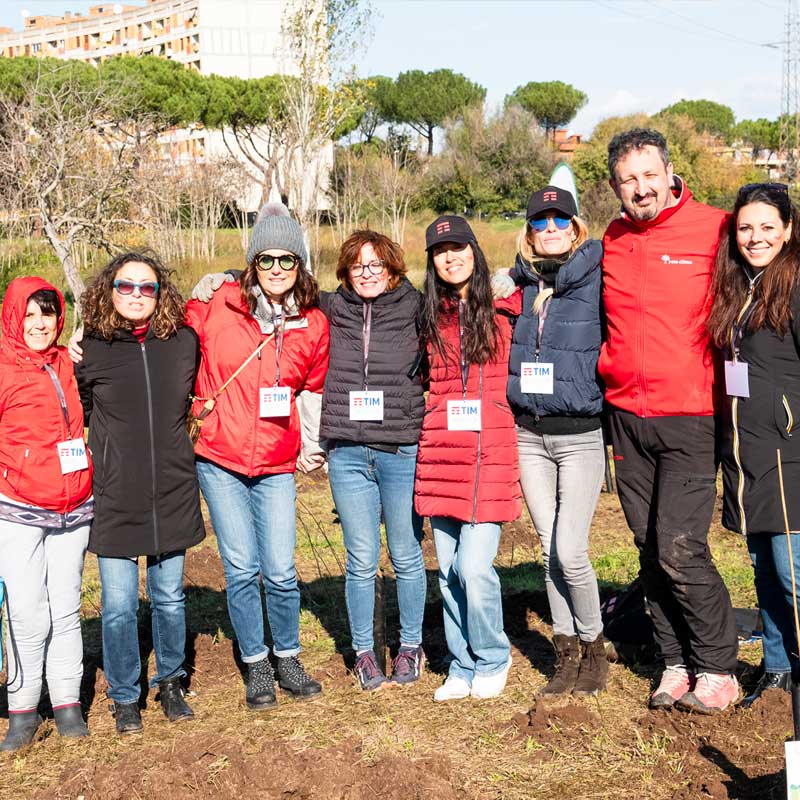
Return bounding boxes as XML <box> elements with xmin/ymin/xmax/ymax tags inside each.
<box><xmin>516</xmin><ymin>215</ymin><xmax>589</xmax><ymax>314</ymax></box>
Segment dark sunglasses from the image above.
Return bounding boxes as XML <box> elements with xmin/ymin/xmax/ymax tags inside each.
<box><xmin>738</xmin><ymin>182</ymin><xmax>789</xmax><ymax>197</ymax></box>
<box><xmin>255</xmin><ymin>253</ymin><xmax>299</xmax><ymax>271</ymax></box>
<box><xmin>528</xmin><ymin>215</ymin><xmax>572</xmax><ymax>233</ymax></box>
<box><xmin>113</xmin><ymin>279</ymin><xmax>160</xmax><ymax>298</ymax></box>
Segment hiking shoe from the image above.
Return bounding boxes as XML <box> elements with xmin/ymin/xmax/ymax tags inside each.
<box><xmin>740</xmin><ymin>671</ymin><xmax>791</xmax><ymax>709</ymax></box>
<box><xmin>649</xmin><ymin>665</ymin><xmax>692</xmax><ymax>710</ymax></box>
<box><xmin>53</xmin><ymin>704</ymin><xmax>89</xmax><ymax>738</ymax></box>
<box><xmin>111</xmin><ymin>702</ymin><xmax>142</xmax><ymax>735</ymax></box>
<box><xmin>677</xmin><ymin>673</ymin><xmax>740</xmax><ymax>715</ymax></box>
<box><xmin>276</xmin><ymin>655</ymin><xmax>322</xmax><ymax>698</ymax></box>
<box><xmin>246</xmin><ymin>657</ymin><xmax>277</xmax><ymax>710</ymax></box>
<box><xmin>433</xmin><ymin>676</ymin><xmax>471</xmax><ymax>702</ymax></box>
<box><xmin>0</xmin><ymin>710</ymin><xmax>42</xmax><ymax>751</ymax></box>
<box><xmin>471</xmin><ymin>656</ymin><xmax>512</xmax><ymax>699</ymax></box>
<box><xmin>353</xmin><ymin>650</ymin><xmax>388</xmax><ymax>691</ymax></box>
<box><xmin>538</xmin><ymin>634</ymin><xmax>580</xmax><ymax>696</ymax></box>
<box><xmin>573</xmin><ymin>635</ymin><xmax>609</xmax><ymax>697</ymax></box>
<box><xmin>390</xmin><ymin>645</ymin><xmax>425</xmax><ymax>686</ymax></box>
<box><xmin>158</xmin><ymin>677</ymin><xmax>194</xmax><ymax>722</ymax></box>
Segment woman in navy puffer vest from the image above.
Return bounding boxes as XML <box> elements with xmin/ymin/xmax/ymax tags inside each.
<box><xmin>500</xmin><ymin>185</ymin><xmax>607</xmax><ymax>698</ymax></box>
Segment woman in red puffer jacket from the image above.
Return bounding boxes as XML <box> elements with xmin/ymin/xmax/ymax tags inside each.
<box><xmin>416</xmin><ymin>215</ymin><xmax>521</xmax><ymax>704</ymax></box>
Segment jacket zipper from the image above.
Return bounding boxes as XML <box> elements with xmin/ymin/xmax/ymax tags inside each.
<box><xmin>471</xmin><ymin>365</ymin><xmax>483</xmax><ymax>525</ymax></box>
<box><xmin>44</xmin><ymin>363</ymin><xmax>73</xmax><ymax>522</ymax></box>
<box><xmin>638</xmin><ymin>232</ymin><xmax>649</xmax><ymax>417</ymax></box>
<box><xmin>729</xmin><ymin>282</ymin><xmax>757</xmax><ymax>535</ymax></box>
<box><xmin>140</xmin><ymin>342</ymin><xmax>160</xmax><ymax>554</ymax></box>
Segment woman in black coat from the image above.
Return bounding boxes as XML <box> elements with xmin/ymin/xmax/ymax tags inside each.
<box><xmin>707</xmin><ymin>183</ymin><xmax>800</xmax><ymax>708</ymax></box>
<box><xmin>75</xmin><ymin>251</ymin><xmax>204</xmax><ymax>735</ymax></box>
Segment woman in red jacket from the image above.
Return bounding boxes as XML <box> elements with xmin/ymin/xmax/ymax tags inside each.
<box><xmin>187</xmin><ymin>204</ymin><xmax>329</xmax><ymax>710</ymax></box>
<box><xmin>0</xmin><ymin>277</ymin><xmax>93</xmax><ymax>750</ymax></box>
<box><xmin>416</xmin><ymin>216</ymin><xmax>522</xmax><ymax>702</ymax></box>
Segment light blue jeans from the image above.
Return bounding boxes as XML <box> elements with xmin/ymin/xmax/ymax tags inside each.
<box><xmin>431</xmin><ymin>516</ymin><xmax>510</xmax><ymax>683</ymax></box>
<box><xmin>748</xmin><ymin>532</ymin><xmax>800</xmax><ymax>674</ymax></box>
<box><xmin>99</xmin><ymin>551</ymin><xmax>187</xmax><ymax>705</ymax></box>
<box><xmin>328</xmin><ymin>442</ymin><xmax>426</xmax><ymax>652</ymax></box>
<box><xmin>196</xmin><ymin>459</ymin><xmax>300</xmax><ymax>663</ymax></box>
<box><xmin>517</xmin><ymin>426</ymin><xmax>605</xmax><ymax>641</ymax></box>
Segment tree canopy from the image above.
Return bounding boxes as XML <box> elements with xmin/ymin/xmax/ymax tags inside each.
<box><xmin>505</xmin><ymin>80</ymin><xmax>587</xmax><ymax>138</ymax></box>
<box><xmin>658</xmin><ymin>98</ymin><xmax>736</xmax><ymax>141</ymax></box>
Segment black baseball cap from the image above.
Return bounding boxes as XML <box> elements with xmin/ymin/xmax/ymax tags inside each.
<box><xmin>526</xmin><ymin>185</ymin><xmax>577</xmax><ymax>220</ymax></box>
<box><xmin>425</xmin><ymin>215</ymin><xmax>476</xmax><ymax>251</ymax></box>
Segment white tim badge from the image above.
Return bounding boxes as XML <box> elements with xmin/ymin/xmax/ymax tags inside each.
<box><xmin>785</xmin><ymin>740</ymin><xmax>800</xmax><ymax>798</ymax></box>
<box><xmin>724</xmin><ymin>360</ymin><xmax>750</xmax><ymax>398</ymax></box>
<box><xmin>349</xmin><ymin>390</ymin><xmax>384</xmax><ymax>421</ymax></box>
<box><xmin>259</xmin><ymin>386</ymin><xmax>291</xmax><ymax>417</ymax></box>
<box><xmin>447</xmin><ymin>399</ymin><xmax>482</xmax><ymax>431</ymax></box>
<box><xmin>57</xmin><ymin>438</ymin><xmax>89</xmax><ymax>474</ymax></box>
<box><xmin>520</xmin><ymin>362</ymin><xmax>554</xmax><ymax>394</ymax></box>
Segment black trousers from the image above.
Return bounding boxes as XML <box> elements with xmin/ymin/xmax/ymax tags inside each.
<box><xmin>607</xmin><ymin>407</ymin><xmax>738</xmax><ymax>674</ymax></box>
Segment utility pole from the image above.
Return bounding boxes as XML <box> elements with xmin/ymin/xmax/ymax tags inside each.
<box><xmin>780</xmin><ymin>0</ymin><xmax>800</xmax><ymax>182</ymax></box>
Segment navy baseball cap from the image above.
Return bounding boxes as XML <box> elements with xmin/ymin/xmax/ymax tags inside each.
<box><xmin>425</xmin><ymin>215</ymin><xmax>476</xmax><ymax>251</ymax></box>
<box><xmin>526</xmin><ymin>185</ymin><xmax>577</xmax><ymax>220</ymax></box>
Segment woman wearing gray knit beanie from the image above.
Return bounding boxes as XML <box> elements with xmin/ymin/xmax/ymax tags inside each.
<box><xmin>186</xmin><ymin>202</ymin><xmax>330</xmax><ymax>711</ymax></box>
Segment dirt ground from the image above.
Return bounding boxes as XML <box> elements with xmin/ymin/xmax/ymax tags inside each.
<box><xmin>0</xmin><ymin>473</ymin><xmax>791</xmax><ymax>800</ymax></box>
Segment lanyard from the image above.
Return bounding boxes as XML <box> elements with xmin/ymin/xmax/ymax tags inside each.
<box><xmin>362</xmin><ymin>302</ymin><xmax>373</xmax><ymax>390</ymax></box>
<box><xmin>458</xmin><ymin>301</ymin><xmax>469</xmax><ymax>397</ymax></box>
<box><xmin>270</xmin><ymin>306</ymin><xmax>285</xmax><ymax>386</ymax></box>
<box><xmin>44</xmin><ymin>364</ymin><xmax>71</xmax><ymax>433</ymax></box>
<box><xmin>535</xmin><ymin>279</ymin><xmax>552</xmax><ymax>359</ymax></box>
<box><xmin>730</xmin><ymin>272</ymin><xmax>764</xmax><ymax>360</ymax></box>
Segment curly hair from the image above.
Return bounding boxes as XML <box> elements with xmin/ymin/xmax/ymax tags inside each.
<box><xmin>707</xmin><ymin>184</ymin><xmax>800</xmax><ymax>349</ymax></box>
<box><xmin>335</xmin><ymin>230</ymin><xmax>407</xmax><ymax>292</ymax></box>
<box><xmin>607</xmin><ymin>127</ymin><xmax>670</xmax><ymax>180</ymax></box>
<box><xmin>240</xmin><ymin>254</ymin><xmax>319</xmax><ymax>314</ymax></box>
<box><xmin>420</xmin><ymin>240</ymin><xmax>501</xmax><ymax>367</ymax></box>
<box><xmin>81</xmin><ymin>250</ymin><xmax>186</xmax><ymax>341</ymax></box>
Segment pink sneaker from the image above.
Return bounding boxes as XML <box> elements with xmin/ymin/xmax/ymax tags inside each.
<box><xmin>676</xmin><ymin>673</ymin><xmax>740</xmax><ymax>714</ymax></box>
<box><xmin>649</xmin><ymin>665</ymin><xmax>692</xmax><ymax>710</ymax></box>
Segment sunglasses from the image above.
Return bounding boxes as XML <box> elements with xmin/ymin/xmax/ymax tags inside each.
<box><xmin>113</xmin><ymin>279</ymin><xmax>160</xmax><ymax>298</ymax></box>
<box><xmin>255</xmin><ymin>254</ymin><xmax>299</xmax><ymax>271</ymax></box>
<box><xmin>529</xmin><ymin>216</ymin><xmax>572</xmax><ymax>233</ymax></box>
<box><xmin>350</xmin><ymin>260</ymin><xmax>385</xmax><ymax>277</ymax></box>
<box><xmin>738</xmin><ymin>182</ymin><xmax>789</xmax><ymax>197</ymax></box>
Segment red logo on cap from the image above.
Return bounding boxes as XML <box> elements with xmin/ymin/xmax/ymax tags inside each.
<box><xmin>436</xmin><ymin>221</ymin><xmax>451</xmax><ymax>234</ymax></box>
<box><xmin>543</xmin><ymin>191</ymin><xmax>558</xmax><ymax>202</ymax></box>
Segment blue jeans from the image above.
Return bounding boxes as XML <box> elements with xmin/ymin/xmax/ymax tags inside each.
<box><xmin>431</xmin><ymin>516</ymin><xmax>510</xmax><ymax>683</ymax></box>
<box><xmin>99</xmin><ymin>551</ymin><xmax>187</xmax><ymax>705</ymax></box>
<box><xmin>328</xmin><ymin>442</ymin><xmax>426</xmax><ymax>652</ymax></box>
<box><xmin>196</xmin><ymin>459</ymin><xmax>300</xmax><ymax>663</ymax></box>
<box><xmin>748</xmin><ymin>532</ymin><xmax>800</xmax><ymax>674</ymax></box>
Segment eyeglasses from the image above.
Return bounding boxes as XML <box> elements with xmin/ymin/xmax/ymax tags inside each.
<box><xmin>255</xmin><ymin>254</ymin><xmax>299</xmax><ymax>271</ymax></box>
<box><xmin>529</xmin><ymin>216</ymin><xmax>572</xmax><ymax>233</ymax></box>
<box><xmin>738</xmin><ymin>182</ymin><xmax>789</xmax><ymax>196</ymax></box>
<box><xmin>350</xmin><ymin>260</ymin><xmax>385</xmax><ymax>277</ymax></box>
<box><xmin>113</xmin><ymin>279</ymin><xmax>160</xmax><ymax>298</ymax></box>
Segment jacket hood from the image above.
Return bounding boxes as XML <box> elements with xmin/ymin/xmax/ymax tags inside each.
<box><xmin>514</xmin><ymin>239</ymin><xmax>602</xmax><ymax>295</ymax></box>
<box><xmin>1</xmin><ymin>276</ymin><xmax>65</xmax><ymax>362</ymax></box>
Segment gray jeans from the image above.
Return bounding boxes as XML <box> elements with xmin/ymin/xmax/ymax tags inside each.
<box><xmin>517</xmin><ymin>426</ymin><xmax>605</xmax><ymax>641</ymax></box>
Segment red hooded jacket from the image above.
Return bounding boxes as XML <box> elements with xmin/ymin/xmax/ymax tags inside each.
<box><xmin>0</xmin><ymin>276</ymin><xmax>93</xmax><ymax>512</ymax></box>
<box><xmin>186</xmin><ymin>282</ymin><xmax>329</xmax><ymax>476</ymax></box>
<box><xmin>414</xmin><ymin>293</ymin><xmax>522</xmax><ymax>524</ymax></box>
<box><xmin>599</xmin><ymin>182</ymin><xmax>729</xmax><ymax>417</ymax></box>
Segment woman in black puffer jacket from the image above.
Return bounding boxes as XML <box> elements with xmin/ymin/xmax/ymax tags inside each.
<box><xmin>320</xmin><ymin>230</ymin><xmax>427</xmax><ymax>692</ymax></box>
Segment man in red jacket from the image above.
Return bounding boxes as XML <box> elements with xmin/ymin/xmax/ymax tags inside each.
<box><xmin>601</xmin><ymin>128</ymin><xmax>739</xmax><ymax>713</ymax></box>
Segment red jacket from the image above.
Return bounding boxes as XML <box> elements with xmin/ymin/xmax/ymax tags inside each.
<box><xmin>186</xmin><ymin>283</ymin><xmax>329</xmax><ymax>476</ymax></box>
<box><xmin>415</xmin><ymin>293</ymin><xmax>522</xmax><ymax>524</ymax></box>
<box><xmin>0</xmin><ymin>276</ymin><xmax>93</xmax><ymax>512</ymax></box>
<box><xmin>599</xmin><ymin>182</ymin><xmax>728</xmax><ymax>417</ymax></box>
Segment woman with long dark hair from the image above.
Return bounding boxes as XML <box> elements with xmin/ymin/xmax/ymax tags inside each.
<box><xmin>416</xmin><ymin>215</ymin><xmax>521</xmax><ymax>702</ymax></box>
<box><xmin>76</xmin><ymin>251</ymin><xmax>205</xmax><ymax>734</ymax></box>
<box><xmin>707</xmin><ymin>182</ymin><xmax>800</xmax><ymax>708</ymax></box>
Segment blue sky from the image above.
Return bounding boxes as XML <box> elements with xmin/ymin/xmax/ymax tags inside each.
<box><xmin>0</xmin><ymin>0</ymin><xmax>789</xmax><ymax>136</ymax></box>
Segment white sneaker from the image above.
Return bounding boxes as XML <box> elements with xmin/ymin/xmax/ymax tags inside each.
<box><xmin>433</xmin><ymin>676</ymin><xmax>471</xmax><ymax>702</ymax></box>
<box><xmin>471</xmin><ymin>656</ymin><xmax>512</xmax><ymax>699</ymax></box>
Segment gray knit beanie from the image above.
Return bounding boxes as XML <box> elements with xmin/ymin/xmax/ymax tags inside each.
<box><xmin>245</xmin><ymin>202</ymin><xmax>308</xmax><ymax>266</ymax></box>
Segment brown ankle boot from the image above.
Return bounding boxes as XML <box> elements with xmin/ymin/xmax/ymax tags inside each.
<box><xmin>538</xmin><ymin>634</ymin><xmax>580</xmax><ymax>696</ymax></box>
<box><xmin>572</xmin><ymin>635</ymin><xmax>609</xmax><ymax>697</ymax></box>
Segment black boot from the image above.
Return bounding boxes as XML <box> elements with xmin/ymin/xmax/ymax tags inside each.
<box><xmin>111</xmin><ymin>702</ymin><xmax>142</xmax><ymax>734</ymax></box>
<box><xmin>0</xmin><ymin>711</ymin><xmax>42</xmax><ymax>752</ymax></box>
<box><xmin>740</xmin><ymin>671</ymin><xmax>791</xmax><ymax>709</ymax></box>
<box><xmin>53</xmin><ymin>705</ymin><xmax>89</xmax><ymax>738</ymax></box>
<box><xmin>276</xmin><ymin>655</ymin><xmax>322</xmax><ymax>698</ymax></box>
<box><xmin>246</xmin><ymin>657</ymin><xmax>277</xmax><ymax>710</ymax></box>
<box><xmin>538</xmin><ymin>635</ymin><xmax>581</xmax><ymax>696</ymax></box>
<box><xmin>573</xmin><ymin>635</ymin><xmax>609</xmax><ymax>697</ymax></box>
<box><xmin>158</xmin><ymin>677</ymin><xmax>194</xmax><ymax>723</ymax></box>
